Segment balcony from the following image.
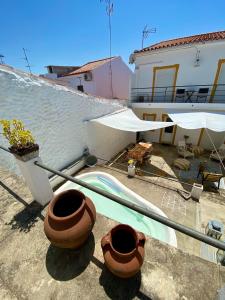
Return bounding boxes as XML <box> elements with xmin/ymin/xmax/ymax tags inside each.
<box><xmin>131</xmin><ymin>84</ymin><xmax>225</xmax><ymax>104</ymax></box>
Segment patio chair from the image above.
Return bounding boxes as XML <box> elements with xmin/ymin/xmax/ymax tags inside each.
<box><xmin>177</xmin><ymin>141</ymin><xmax>194</xmax><ymax>159</ymax></box>
<box><xmin>196</xmin><ymin>88</ymin><xmax>209</xmax><ymax>103</ymax></box>
<box><xmin>175</xmin><ymin>89</ymin><xmax>186</xmax><ymax>102</ymax></box>
<box><xmin>200</xmin><ymin>171</ymin><xmax>224</xmax><ymax>189</ymax></box>
<box><xmin>210</xmin><ymin>144</ymin><xmax>225</xmax><ymax>161</ymax></box>
<box><xmin>205</xmin><ymin>220</ymin><xmax>224</xmax><ymax>239</ymax></box>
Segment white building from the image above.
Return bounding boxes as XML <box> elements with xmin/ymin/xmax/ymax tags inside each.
<box><xmin>129</xmin><ymin>30</ymin><xmax>225</xmax><ymax>149</ymax></box>
<box><xmin>43</xmin><ymin>65</ymin><xmax>81</xmax><ymax>80</ymax></box>
<box><xmin>44</xmin><ymin>56</ymin><xmax>133</xmax><ymax>100</ymax></box>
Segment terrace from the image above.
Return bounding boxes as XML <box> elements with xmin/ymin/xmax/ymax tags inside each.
<box><xmin>0</xmin><ymin>141</ymin><xmax>225</xmax><ymax>299</ymax></box>
<box><xmin>130</xmin><ymin>84</ymin><xmax>225</xmax><ymax>104</ymax></box>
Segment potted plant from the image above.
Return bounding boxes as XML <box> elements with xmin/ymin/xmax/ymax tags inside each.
<box><xmin>127</xmin><ymin>159</ymin><xmax>136</xmax><ymax>177</ymax></box>
<box><xmin>0</xmin><ymin>119</ymin><xmax>39</xmax><ymax>161</ymax></box>
<box><xmin>0</xmin><ymin>119</ymin><xmax>53</xmax><ymax>206</ymax></box>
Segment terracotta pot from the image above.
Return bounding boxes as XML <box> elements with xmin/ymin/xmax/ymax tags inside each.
<box><xmin>101</xmin><ymin>224</ymin><xmax>146</xmax><ymax>278</ymax></box>
<box><xmin>44</xmin><ymin>189</ymin><xmax>96</xmax><ymax>249</ymax></box>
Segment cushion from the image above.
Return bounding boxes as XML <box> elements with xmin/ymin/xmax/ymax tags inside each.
<box><xmin>173</xmin><ymin>158</ymin><xmax>191</xmax><ymax>170</ymax></box>
<box><xmin>212</xmin><ymin>220</ymin><xmax>222</xmax><ymax>231</ymax></box>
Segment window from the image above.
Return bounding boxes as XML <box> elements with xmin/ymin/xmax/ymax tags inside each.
<box><xmin>164</xmin><ymin>117</ymin><xmax>174</xmax><ymax>133</ymax></box>
<box><xmin>77</xmin><ymin>85</ymin><xmax>84</xmax><ymax>92</ymax></box>
<box><xmin>143</xmin><ymin>113</ymin><xmax>156</xmax><ymax>121</ymax></box>
<box><xmin>84</xmin><ymin>72</ymin><xmax>92</xmax><ymax>81</ymax></box>
<box><xmin>143</xmin><ymin>113</ymin><xmax>157</xmax><ymax>131</ymax></box>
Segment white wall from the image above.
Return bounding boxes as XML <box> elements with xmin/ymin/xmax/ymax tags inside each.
<box><xmin>0</xmin><ymin>65</ymin><xmax>134</xmax><ymax>175</ymax></box>
<box><xmin>95</xmin><ymin>57</ymin><xmax>133</xmax><ymax>100</ymax></box>
<box><xmin>58</xmin><ymin>57</ymin><xmax>132</xmax><ymax>100</ymax></box>
<box><xmin>59</xmin><ymin>72</ymin><xmax>97</xmax><ymax>96</ymax></box>
<box><xmin>87</xmin><ymin>123</ymin><xmax>135</xmax><ymax>161</ymax></box>
<box><xmin>132</xmin><ymin>41</ymin><xmax>225</xmax><ymax>92</ymax></box>
<box><xmin>41</xmin><ymin>73</ymin><xmax>58</xmax><ymax>80</ymax></box>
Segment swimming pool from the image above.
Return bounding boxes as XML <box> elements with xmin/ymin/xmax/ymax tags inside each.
<box><xmin>56</xmin><ymin>171</ymin><xmax>177</xmax><ymax>247</ymax></box>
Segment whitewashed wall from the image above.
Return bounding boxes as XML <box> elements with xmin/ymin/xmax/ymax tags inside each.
<box><xmin>132</xmin><ymin>40</ymin><xmax>225</xmax><ymax>89</ymax></box>
<box><xmin>87</xmin><ymin>122</ymin><xmax>135</xmax><ymax>161</ymax></box>
<box><xmin>59</xmin><ymin>72</ymin><xmax>97</xmax><ymax>96</ymax></box>
<box><xmin>0</xmin><ymin>65</ymin><xmax>134</xmax><ymax>175</ymax></box>
<box><xmin>58</xmin><ymin>57</ymin><xmax>132</xmax><ymax>100</ymax></box>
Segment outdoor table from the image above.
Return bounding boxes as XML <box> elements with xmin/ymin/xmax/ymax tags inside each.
<box><xmin>185</xmin><ymin>90</ymin><xmax>196</xmax><ymax>103</ymax></box>
<box><xmin>127</xmin><ymin>142</ymin><xmax>153</xmax><ymax>164</ymax></box>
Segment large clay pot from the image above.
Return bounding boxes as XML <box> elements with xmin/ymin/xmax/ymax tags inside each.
<box><xmin>101</xmin><ymin>224</ymin><xmax>146</xmax><ymax>278</ymax></box>
<box><xmin>44</xmin><ymin>189</ymin><xmax>96</xmax><ymax>249</ymax></box>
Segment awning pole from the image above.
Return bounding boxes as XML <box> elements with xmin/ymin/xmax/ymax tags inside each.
<box><xmin>205</xmin><ymin>128</ymin><xmax>225</xmax><ymax>172</ymax></box>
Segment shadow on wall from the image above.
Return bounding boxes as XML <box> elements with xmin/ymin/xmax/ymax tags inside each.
<box><xmin>86</xmin><ymin>122</ymin><xmax>135</xmax><ymax>162</ymax></box>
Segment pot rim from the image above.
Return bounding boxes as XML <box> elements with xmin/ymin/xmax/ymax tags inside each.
<box><xmin>48</xmin><ymin>189</ymin><xmax>86</xmax><ymax>221</ymax></box>
<box><xmin>109</xmin><ymin>224</ymin><xmax>138</xmax><ymax>257</ymax></box>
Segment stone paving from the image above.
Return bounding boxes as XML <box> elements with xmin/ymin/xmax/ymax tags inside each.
<box><xmin>0</xmin><ymin>165</ymin><xmax>225</xmax><ymax>299</ymax></box>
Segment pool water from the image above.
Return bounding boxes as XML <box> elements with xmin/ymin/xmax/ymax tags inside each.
<box><xmin>57</xmin><ymin>172</ymin><xmax>177</xmax><ymax>247</ymax></box>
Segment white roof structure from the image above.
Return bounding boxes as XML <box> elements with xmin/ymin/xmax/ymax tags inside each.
<box><xmin>90</xmin><ymin>108</ymin><xmax>225</xmax><ymax>132</ymax></box>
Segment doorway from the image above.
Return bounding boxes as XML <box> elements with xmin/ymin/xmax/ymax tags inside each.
<box><xmin>210</xmin><ymin>59</ymin><xmax>225</xmax><ymax>103</ymax></box>
<box><xmin>159</xmin><ymin>114</ymin><xmax>177</xmax><ymax>144</ymax></box>
<box><xmin>152</xmin><ymin>64</ymin><xmax>179</xmax><ymax>102</ymax></box>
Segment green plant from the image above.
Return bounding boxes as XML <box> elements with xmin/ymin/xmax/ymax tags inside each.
<box><xmin>0</xmin><ymin>119</ymin><xmax>35</xmax><ymax>149</ymax></box>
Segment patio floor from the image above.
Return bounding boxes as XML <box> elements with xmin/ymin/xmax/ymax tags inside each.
<box><xmin>108</xmin><ymin>142</ymin><xmax>225</xmax><ymax>192</ymax></box>
<box><xmin>100</xmin><ymin>142</ymin><xmax>225</xmax><ymax>259</ymax></box>
<box><xmin>0</xmin><ymin>165</ymin><xmax>225</xmax><ymax>300</ymax></box>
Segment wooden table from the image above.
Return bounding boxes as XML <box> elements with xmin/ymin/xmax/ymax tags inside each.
<box><xmin>127</xmin><ymin>142</ymin><xmax>153</xmax><ymax>164</ymax></box>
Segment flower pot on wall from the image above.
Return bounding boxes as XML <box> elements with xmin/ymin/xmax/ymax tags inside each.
<box><xmin>10</xmin><ymin>144</ymin><xmax>39</xmax><ymax>162</ymax></box>
<box><xmin>101</xmin><ymin>224</ymin><xmax>146</xmax><ymax>278</ymax></box>
<box><xmin>44</xmin><ymin>189</ymin><xmax>96</xmax><ymax>249</ymax></box>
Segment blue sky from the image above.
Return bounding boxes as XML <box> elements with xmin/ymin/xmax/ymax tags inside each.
<box><xmin>1</xmin><ymin>0</ymin><xmax>225</xmax><ymax>74</ymax></box>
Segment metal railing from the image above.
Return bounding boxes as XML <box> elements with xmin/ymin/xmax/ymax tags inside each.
<box><xmin>1</xmin><ymin>145</ymin><xmax>225</xmax><ymax>251</ymax></box>
<box><xmin>34</xmin><ymin>160</ymin><xmax>225</xmax><ymax>251</ymax></box>
<box><xmin>131</xmin><ymin>84</ymin><xmax>225</xmax><ymax>104</ymax></box>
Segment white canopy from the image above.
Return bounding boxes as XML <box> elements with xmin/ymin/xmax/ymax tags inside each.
<box><xmin>167</xmin><ymin>110</ymin><xmax>225</xmax><ymax>132</ymax></box>
<box><xmin>90</xmin><ymin>108</ymin><xmax>225</xmax><ymax>132</ymax></box>
<box><xmin>90</xmin><ymin>109</ymin><xmax>175</xmax><ymax>132</ymax></box>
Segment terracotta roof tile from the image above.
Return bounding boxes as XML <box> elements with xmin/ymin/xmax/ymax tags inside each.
<box><xmin>65</xmin><ymin>57</ymin><xmax>117</xmax><ymax>76</ymax></box>
<box><xmin>135</xmin><ymin>30</ymin><xmax>225</xmax><ymax>53</ymax></box>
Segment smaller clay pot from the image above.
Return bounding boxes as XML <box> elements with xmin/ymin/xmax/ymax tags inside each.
<box><xmin>101</xmin><ymin>224</ymin><xmax>146</xmax><ymax>278</ymax></box>
<box><xmin>44</xmin><ymin>189</ymin><xmax>96</xmax><ymax>249</ymax></box>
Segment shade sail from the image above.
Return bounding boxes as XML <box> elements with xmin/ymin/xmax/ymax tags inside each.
<box><xmin>167</xmin><ymin>111</ymin><xmax>225</xmax><ymax>132</ymax></box>
<box><xmin>90</xmin><ymin>108</ymin><xmax>225</xmax><ymax>133</ymax></box>
<box><xmin>90</xmin><ymin>109</ymin><xmax>175</xmax><ymax>132</ymax></box>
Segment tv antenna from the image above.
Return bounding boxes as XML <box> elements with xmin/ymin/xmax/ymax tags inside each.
<box><xmin>100</xmin><ymin>0</ymin><xmax>114</xmax><ymax>98</ymax></box>
<box><xmin>0</xmin><ymin>54</ymin><xmax>5</xmax><ymax>64</ymax></box>
<box><xmin>142</xmin><ymin>25</ymin><xmax>156</xmax><ymax>49</ymax></box>
<box><xmin>22</xmin><ymin>48</ymin><xmax>32</xmax><ymax>74</ymax></box>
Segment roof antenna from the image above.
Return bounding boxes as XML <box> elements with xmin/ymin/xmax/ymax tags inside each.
<box><xmin>100</xmin><ymin>0</ymin><xmax>114</xmax><ymax>98</ymax></box>
<box><xmin>22</xmin><ymin>48</ymin><xmax>32</xmax><ymax>74</ymax></box>
<box><xmin>142</xmin><ymin>25</ymin><xmax>156</xmax><ymax>49</ymax></box>
<box><xmin>0</xmin><ymin>54</ymin><xmax>5</xmax><ymax>64</ymax></box>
